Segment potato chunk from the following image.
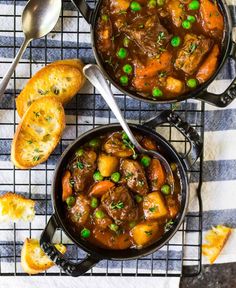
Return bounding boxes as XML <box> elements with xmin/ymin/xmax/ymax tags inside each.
<box><xmin>130</xmin><ymin>221</ymin><xmax>159</xmax><ymax>247</ymax></box>
<box><xmin>143</xmin><ymin>192</ymin><xmax>169</xmax><ymax>220</ymax></box>
<box><xmin>166</xmin><ymin>76</ymin><xmax>184</xmax><ymax>94</ymax></box>
<box><xmin>98</xmin><ymin>153</ymin><xmax>119</xmax><ymax>177</ymax></box>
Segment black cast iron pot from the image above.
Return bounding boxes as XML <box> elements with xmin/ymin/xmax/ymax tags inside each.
<box><xmin>40</xmin><ymin>110</ymin><xmax>203</xmax><ymax>276</ymax></box>
<box><xmin>71</xmin><ymin>0</ymin><xmax>236</xmax><ymax>107</ymax></box>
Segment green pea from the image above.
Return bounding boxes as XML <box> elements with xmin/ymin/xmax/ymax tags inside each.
<box><xmin>188</xmin><ymin>0</ymin><xmax>200</xmax><ymax>10</ymax></box>
<box><xmin>89</xmin><ymin>138</ymin><xmax>100</xmax><ymax>148</ymax></box>
<box><xmin>90</xmin><ymin>197</ymin><xmax>98</xmax><ymax>208</ymax></box>
<box><xmin>187</xmin><ymin>15</ymin><xmax>196</xmax><ymax>23</ymax></box>
<box><xmin>130</xmin><ymin>1</ymin><xmax>141</xmax><ymax>11</ymax></box>
<box><xmin>129</xmin><ymin>221</ymin><xmax>137</xmax><ymax>228</ymax></box>
<box><xmin>123</xmin><ymin>64</ymin><xmax>133</xmax><ymax>74</ymax></box>
<box><xmin>148</xmin><ymin>0</ymin><xmax>156</xmax><ymax>8</ymax></box>
<box><xmin>135</xmin><ymin>195</ymin><xmax>143</xmax><ymax>203</ymax></box>
<box><xmin>123</xmin><ymin>37</ymin><xmax>130</xmax><ymax>47</ymax></box>
<box><xmin>95</xmin><ymin>210</ymin><xmax>105</xmax><ymax>219</ymax></box>
<box><xmin>120</xmin><ymin>75</ymin><xmax>129</xmax><ymax>86</ymax></box>
<box><xmin>93</xmin><ymin>171</ymin><xmax>104</xmax><ymax>181</ymax></box>
<box><xmin>117</xmin><ymin>47</ymin><xmax>127</xmax><ymax>59</ymax></box>
<box><xmin>157</xmin><ymin>0</ymin><xmax>164</xmax><ymax>5</ymax></box>
<box><xmin>66</xmin><ymin>196</ymin><xmax>76</xmax><ymax>208</ymax></box>
<box><xmin>81</xmin><ymin>228</ymin><xmax>90</xmax><ymax>238</ymax></box>
<box><xmin>182</xmin><ymin>20</ymin><xmax>192</xmax><ymax>29</ymax></box>
<box><xmin>109</xmin><ymin>223</ymin><xmax>119</xmax><ymax>232</ymax></box>
<box><xmin>161</xmin><ymin>184</ymin><xmax>171</xmax><ymax>195</ymax></box>
<box><xmin>140</xmin><ymin>155</ymin><xmax>151</xmax><ymax>167</ymax></box>
<box><xmin>187</xmin><ymin>78</ymin><xmax>198</xmax><ymax>88</ymax></box>
<box><xmin>75</xmin><ymin>148</ymin><xmax>84</xmax><ymax>157</ymax></box>
<box><xmin>152</xmin><ymin>87</ymin><xmax>163</xmax><ymax>97</ymax></box>
<box><xmin>101</xmin><ymin>14</ymin><xmax>109</xmax><ymax>21</ymax></box>
<box><xmin>171</xmin><ymin>36</ymin><xmax>181</xmax><ymax>47</ymax></box>
<box><xmin>111</xmin><ymin>172</ymin><xmax>121</xmax><ymax>183</ymax></box>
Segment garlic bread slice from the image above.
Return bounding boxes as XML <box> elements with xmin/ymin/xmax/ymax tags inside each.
<box><xmin>21</xmin><ymin>238</ymin><xmax>66</xmax><ymax>274</ymax></box>
<box><xmin>202</xmin><ymin>225</ymin><xmax>232</xmax><ymax>264</ymax></box>
<box><xmin>11</xmin><ymin>96</ymin><xmax>65</xmax><ymax>169</ymax></box>
<box><xmin>16</xmin><ymin>60</ymin><xmax>85</xmax><ymax>118</ymax></box>
<box><xmin>0</xmin><ymin>192</ymin><xmax>35</xmax><ymax>222</ymax></box>
<box><xmin>49</xmin><ymin>58</ymin><xmax>84</xmax><ymax>73</ymax></box>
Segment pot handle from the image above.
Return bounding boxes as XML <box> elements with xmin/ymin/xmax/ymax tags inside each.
<box><xmin>71</xmin><ymin>0</ymin><xmax>94</xmax><ymax>24</ymax></box>
<box><xmin>40</xmin><ymin>214</ymin><xmax>99</xmax><ymax>277</ymax></box>
<box><xmin>196</xmin><ymin>41</ymin><xmax>236</xmax><ymax>107</ymax></box>
<box><xmin>143</xmin><ymin>110</ymin><xmax>203</xmax><ymax>169</ymax></box>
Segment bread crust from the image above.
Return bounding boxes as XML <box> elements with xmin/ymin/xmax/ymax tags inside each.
<box><xmin>21</xmin><ymin>238</ymin><xmax>66</xmax><ymax>274</ymax></box>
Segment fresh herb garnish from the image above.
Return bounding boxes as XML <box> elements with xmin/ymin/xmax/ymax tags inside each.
<box><xmin>77</xmin><ymin>161</ymin><xmax>84</xmax><ymax>169</ymax></box>
<box><xmin>149</xmin><ymin>205</ymin><xmax>157</xmax><ymax>212</ymax></box>
<box><xmin>33</xmin><ymin>155</ymin><xmax>40</xmax><ymax>161</ymax></box>
<box><xmin>125</xmin><ymin>172</ymin><xmax>134</xmax><ymax>180</ymax></box>
<box><xmin>157</xmin><ymin>31</ymin><xmax>166</xmax><ymax>45</ymax></box>
<box><xmin>137</xmin><ymin>180</ymin><xmax>145</xmax><ymax>187</ymax></box>
<box><xmin>38</xmin><ymin>89</ymin><xmax>48</xmax><ymax>95</ymax></box>
<box><xmin>119</xmin><ymin>10</ymin><xmax>127</xmax><ymax>14</ymax></box>
<box><xmin>188</xmin><ymin>43</ymin><xmax>197</xmax><ymax>54</ymax></box>
<box><xmin>45</xmin><ymin>115</ymin><xmax>52</xmax><ymax>122</ymax></box>
<box><xmin>165</xmin><ymin>219</ymin><xmax>174</xmax><ymax>232</ymax></box>
<box><xmin>144</xmin><ymin>230</ymin><xmax>153</xmax><ymax>236</ymax></box>
<box><xmin>69</xmin><ymin>179</ymin><xmax>75</xmax><ymax>187</ymax></box>
<box><xmin>27</xmin><ymin>140</ymin><xmax>33</xmax><ymax>145</ymax></box>
<box><xmin>111</xmin><ymin>201</ymin><xmax>124</xmax><ymax>209</ymax></box>
<box><xmin>122</xmin><ymin>138</ymin><xmax>137</xmax><ymax>159</ymax></box>
<box><xmin>159</xmin><ymin>71</ymin><xmax>167</xmax><ymax>78</ymax></box>
<box><xmin>33</xmin><ymin>111</ymin><xmax>40</xmax><ymax>117</ymax></box>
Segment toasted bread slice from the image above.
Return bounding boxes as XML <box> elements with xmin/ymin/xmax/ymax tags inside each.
<box><xmin>21</xmin><ymin>238</ymin><xmax>66</xmax><ymax>274</ymax></box>
<box><xmin>11</xmin><ymin>96</ymin><xmax>65</xmax><ymax>169</ymax></box>
<box><xmin>16</xmin><ymin>59</ymin><xmax>85</xmax><ymax>118</ymax></box>
<box><xmin>0</xmin><ymin>192</ymin><xmax>35</xmax><ymax>222</ymax></box>
<box><xmin>202</xmin><ymin>225</ymin><xmax>232</xmax><ymax>264</ymax></box>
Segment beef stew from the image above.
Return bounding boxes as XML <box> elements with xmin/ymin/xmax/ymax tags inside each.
<box><xmin>62</xmin><ymin>131</ymin><xmax>181</xmax><ymax>249</ymax></box>
<box><xmin>95</xmin><ymin>0</ymin><xmax>224</xmax><ymax>100</ymax></box>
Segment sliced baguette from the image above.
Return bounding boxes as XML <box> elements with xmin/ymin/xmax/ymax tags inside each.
<box><xmin>16</xmin><ymin>59</ymin><xmax>85</xmax><ymax>118</ymax></box>
<box><xmin>202</xmin><ymin>225</ymin><xmax>232</xmax><ymax>264</ymax></box>
<box><xmin>0</xmin><ymin>192</ymin><xmax>35</xmax><ymax>222</ymax></box>
<box><xmin>21</xmin><ymin>238</ymin><xmax>66</xmax><ymax>274</ymax></box>
<box><xmin>11</xmin><ymin>96</ymin><xmax>65</xmax><ymax>169</ymax></box>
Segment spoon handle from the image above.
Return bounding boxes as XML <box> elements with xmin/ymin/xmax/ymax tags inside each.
<box><xmin>0</xmin><ymin>37</ymin><xmax>30</xmax><ymax>100</ymax></box>
<box><xmin>83</xmin><ymin>64</ymin><xmax>143</xmax><ymax>152</ymax></box>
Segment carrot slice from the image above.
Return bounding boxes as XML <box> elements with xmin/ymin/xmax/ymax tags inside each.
<box><xmin>200</xmin><ymin>0</ymin><xmax>223</xmax><ymax>38</ymax></box>
<box><xmin>135</xmin><ymin>52</ymin><xmax>172</xmax><ymax>78</ymax></box>
<box><xmin>62</xmin><ymin>170</ymin><xmax>73</xmax><ymax>201</ymax></box>
<box><xmin>148</xmin><ymin>159</ymin><xmax>166</xmax><ymax>191</ymax></box>
<box><xmin>196</xmin><ymin>44</ymin><xmax>220</xmax><ymax>83</ymax></box>
<box><xmin>89</xmin><ymin>180</ymin><xmax>115</xmax><ymax>197</ymax></box>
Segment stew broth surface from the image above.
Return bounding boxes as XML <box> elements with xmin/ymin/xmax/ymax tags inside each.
<box><xmin>62</xmin><ymin>132</ymin><xmax>182</xmax><ymax>250</ymax></box>
<box><xmin>95</xmin><ymin>0</ymin><xmax>224</xmax><ymax>100</ymax></box>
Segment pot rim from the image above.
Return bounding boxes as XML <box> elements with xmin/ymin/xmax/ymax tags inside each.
<box><xmin>51</xmin><ymin>123</ymin><xmax>189</xmax><ymax>260</ymax></box>
<box><xmin>89</xmin><ymin>0</ymin><xmax>233</xmax><ymax>104</ymax></box>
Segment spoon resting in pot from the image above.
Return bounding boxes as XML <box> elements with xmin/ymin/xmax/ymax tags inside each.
<box><xmin>0</xmin><ymin>0</ymin><xmax>62</xmax><ymax>100</ymax></box>
<box><xmin>83</xmin><ymin>64</ymin><xmax>174</xmax><ymax>192</ymax></box>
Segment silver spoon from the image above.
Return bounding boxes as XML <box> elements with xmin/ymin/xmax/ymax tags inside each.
<box><xmin>83</xmin><ymin>64</ymin><xmax>174</xmax><ymax>191</ymax></box>
<box><xmin>0</xmin><ymin>0</ymin><xmax>62</xmax><ymax>99</ymax></box>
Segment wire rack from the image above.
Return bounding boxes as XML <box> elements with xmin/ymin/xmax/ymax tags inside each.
<box><xmin>0</xmin><ymin>0</ymin><xmax>203</xmax><ymax>277</ymax></box>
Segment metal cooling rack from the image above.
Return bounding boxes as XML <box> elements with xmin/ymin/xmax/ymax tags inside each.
<box><xmin>0</xmin><ymin>0</ymin><xmax>203</xmax><ymax>277</ymax></box>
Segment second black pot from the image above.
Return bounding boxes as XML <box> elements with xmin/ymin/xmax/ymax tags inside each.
<box><xmin>40</xmin><ymin>110</ymin><xmax>202</xmax><ymax>276</ymax></box>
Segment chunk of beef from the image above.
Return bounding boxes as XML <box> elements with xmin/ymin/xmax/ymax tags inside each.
<box><xmin>120</xmin><ymin>15</ymin><xmax>171</xmax><ymax>56</ymax></box>
<box><xmin>69</xmin><ymin>150</ymin><xmax>97</xmax><ymax>192</ymax></box>
<box><xmin>174</xmin><ymin>34</ymin><xmax>212</xmax><ymax>75</ymax></box>
<box><xmin>103</xmin><ymin>132</ymin><xmax>133</xmax><ymax>158</ymax></box>
<box><xmin>68</xmin><ymin>194</ymin><xmax>90</xmax><ymax>226</ymax></box>
<box><xmin>120</xmin><ymin>159</ymin><xmax>149</xmax><ymax>195</ymax></box>
<box><xmin>101</xmin><ymin>186</ymin><xmax>138</xmax><ymax>223</ymax></box>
